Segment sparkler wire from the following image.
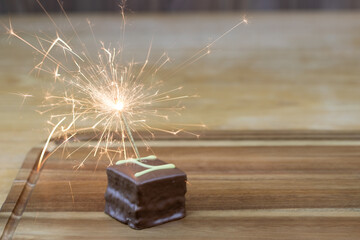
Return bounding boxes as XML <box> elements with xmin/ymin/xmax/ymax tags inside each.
<box><xmin>121</xmin><ymin>113</ymin><xmax>140</xmax><ymax>158</ymax></box>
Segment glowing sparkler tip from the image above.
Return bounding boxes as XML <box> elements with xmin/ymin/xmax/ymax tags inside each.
<box><xmin>243</xmin><ymin>16</ymin><xmax>248</xmax><ymax>24</ymax></box>
<box><xmin>114</xmin><ymin>101</ymin><xmax>124</xmax><ymax>111</ymax></box>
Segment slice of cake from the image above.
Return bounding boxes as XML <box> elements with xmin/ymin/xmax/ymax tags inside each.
<box><xmin>104</xmin><ymin>158</ymin><xmax>187</xmax><ymax>229</ymax></box>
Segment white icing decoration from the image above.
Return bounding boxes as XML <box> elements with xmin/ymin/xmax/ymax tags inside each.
<box><xmin>116</xmin><ymin>155</ymin><xmax>176</xmax><ymax>177</ymax></box>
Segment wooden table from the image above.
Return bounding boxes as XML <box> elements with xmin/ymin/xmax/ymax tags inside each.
<box><xmin>1</xmin><ymin>131</ymin><xmax>360</xmax><ymax>239</ymax></box>
<box><xmin>1</xmin><ymin>12</ymin><xmax>360</xmax><ymax>239</ymax></box>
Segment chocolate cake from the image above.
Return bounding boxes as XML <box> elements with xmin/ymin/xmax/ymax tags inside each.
<box><xmin>104</xmin><ymin>158</ymin><xmax>187</xmax><ymax>229</ymax></box>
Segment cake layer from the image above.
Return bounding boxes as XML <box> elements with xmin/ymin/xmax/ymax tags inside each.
<box><xmin>107</xmin><ymin>159</ymin><xmax>187</xmax><ymax>184</ymax></box>
<box><xmin>106</xmin><ymin>159</ymin><xmax>187</xmax><ymax>204</ymax></box>
<box><xmin>105</xmin><ymin>185</ymin><xmax>185</xmax><ymax>229</ymax></box>
<box><xmin>105</xmin><ymin>185</ymin><xmax>185</xmax><ymax>212</ymax></box>
<box><xmin>105</xmin><ymin>200</ymin><xmax>185</xmax><ymax>229</ymax></box>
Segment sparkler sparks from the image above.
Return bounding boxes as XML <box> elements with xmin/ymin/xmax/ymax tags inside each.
<box><xmin>1</xmin><ymin>5</ymin><xmax>249</xmax><ymax>238</ymax></box>
<box><xmin>6</xmin><ymin>2</ymin><xmax>248</xmax><ymax>172</ymax></box>
<box><xmin>32</xmin><ymin>37</ymin><xmax>196</xmax><ymax>170</ymax></box>
<box><xmin>11</xmin><ymin>93</ymin><xmax>33</xmax><ymax>107</ymax></box>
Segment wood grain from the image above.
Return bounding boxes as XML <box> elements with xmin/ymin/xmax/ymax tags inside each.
<box><xmin>2</xmin><ymin>12</ymin><xmax>360</xmax><ymax>211</ymax></box>
<box><xmin>1</xmin><ymin>131</ymin><xmax>360</xmax><ymax>239</ymax></box>
<box><xmin>56</xmin><ymin>130</ymin><xmax>360</xmax><ymax>142</ymax></box>
<box><xmin>9</xmin><ymin>211</ymin><xmax>360</xmax><ymax>240</ymax></box>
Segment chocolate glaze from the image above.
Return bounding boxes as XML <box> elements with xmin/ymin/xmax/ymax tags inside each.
<box><xmin>104</xmin><ymin>159</ymin><xmax>187</xmax><ymax>229</ymax></box>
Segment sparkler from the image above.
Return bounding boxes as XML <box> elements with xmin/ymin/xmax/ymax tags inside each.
<box><xmin>5</xmin><ymin>18</ymin><xmax>193</xmax><ymax>172</ymax></box>
<box><xmin>4</xmin><ymin>1</ymin><xmax>247</xmax><ymax>173</ymax></box>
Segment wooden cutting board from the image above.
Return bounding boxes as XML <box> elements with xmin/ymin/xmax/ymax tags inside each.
<box><xmin>1</xmin><ymin>131</ymin><xmax>360</xmax><ymax>239</ymax></box>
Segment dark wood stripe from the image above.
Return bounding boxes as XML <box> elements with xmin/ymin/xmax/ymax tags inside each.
<box><xmin>54</xmin><ymin>130</ymin><xmax>360</xmax><ymax>143</ymax></box>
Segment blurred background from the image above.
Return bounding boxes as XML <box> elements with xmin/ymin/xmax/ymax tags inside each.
<box><xmin>1</xmin><ymin>0</ymin><xmax>360</xmax><ymax>13</ymax></box>
<box><xmin>1</xmin><ymin>0</ymin><xmax>360</xmax><ymax>205</ymax></box>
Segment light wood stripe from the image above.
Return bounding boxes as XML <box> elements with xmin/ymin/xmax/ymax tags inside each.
<box><xmin>40</xmin><ymin>140</ymin><xmax>360</xmax><ymax>148</ymax></box>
